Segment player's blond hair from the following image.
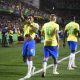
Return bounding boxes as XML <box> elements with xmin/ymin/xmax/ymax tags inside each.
<box><xmin>50</xmin><ymin>14</ymin><xmax>57</xmax><ymax>22</ymax></box>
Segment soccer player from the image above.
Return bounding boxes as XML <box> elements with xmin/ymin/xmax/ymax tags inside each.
<box><xmin>63</xmin><ymin>17</ymin><xmax>79</xmax><ymax>70</ymax></box>
<box><xmin>41</xmin><ymin>14</ymin><xmax>59</xmax><ymax>77</ymax></box>
<box><xmin>19</xmin><ymin>15</ymin><xmax>39</xmax><ymax>80</ymax></box>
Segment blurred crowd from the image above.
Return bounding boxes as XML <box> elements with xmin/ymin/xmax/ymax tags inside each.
<box><xmin>0</xmin><ymin>0</ymin><xmax>66</xmax><ymax>47</ymax></box>
<box><xmin>0</xmin><ymin>0</ymin><xmax>50</xmax><ymax>47</ymax></box>
<box><xmin>0</xmin><ymin>0</ymin><xmax>49</xmax><ymax>18</ymax></box>
<box><xmin>0</xmin><ymin>15</ymin><xmax>24</xmax><ymax>47</ymax></box>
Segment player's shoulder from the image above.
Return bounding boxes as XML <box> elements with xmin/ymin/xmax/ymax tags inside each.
<box><xmin>75</xmin><ymin>22</ymin><xmax>79</xmax><ymax>26</ymax></box>
<box><xmin>71</xmin><ymin>22</ymin><xmax>79</xmax><ymax>28</ymax></box>
<box><xmin>43</xmin><ymin>22</ymin><xmax>49</xmax><ymax>26</ymax></box>
<box><xmin>45</xmin><ymin>22</ymin><xmax>49</xmax><ymax>25</ymax></box>
<box><xmin>70</xmin><ymin>21</ymin><xmax>79</xmax><ymax>25</ymax></box>
<box><xmin>53</xmin><ymin>22</ymin><xmax>59</xmax><ymax>28</ymax></box>
<box><xmin>32</xmin><ymin>22</ymin><xmax>39</xmax><ymax>26</ymax></box>
<box><xmin>33</xmin><ymin>22</ymin><xmax>38</xmax><ymax>25</ymax></box>
<box><xmin>66</xmin><ymin>21</ymin><xmax>72</xmax><ymax>27</ymax></box>
<box><xmin>55</xmin><ymin>22</ymin><xmax>59</xmax><ymax>26</ymax></box>
<box><xmin>67</xmin><ymin>21</ymin><xmax>72</xmax><ymax>25</ymax></box>
<box><xmin>24</xmin><ymin>24</ymin><xmax>28</xmax><ymax>27</ymax></box>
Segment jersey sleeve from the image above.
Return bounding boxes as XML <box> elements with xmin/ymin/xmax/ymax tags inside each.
<box><xmin>55</xmin><ymin>24</ymin><xmax>59</xmax><ymax>31</ymax></box>
<box><xmin>41</xmin><ymin>24</ymin><xmax>45</xmax><ymax>33</ymax></box>
<box><xmin>36</xmin><ymin>23</ymin><xmax>39</xmax><ymax>30</ymax></box>
<box><xmin>76</xmin><ymin>23</ymin><xmax>79</xmax><ymax>31</ymax></box>
<box><xmin>65</xmin><ymin>24</ymin><xmax>68</xmax><ymax>30</ymax></box>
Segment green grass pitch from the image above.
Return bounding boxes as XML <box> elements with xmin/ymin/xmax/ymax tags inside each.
<box><xmin>0</xmin><ymin>40</ymin><xmax>80</xmax><ymax>80</ymax></box>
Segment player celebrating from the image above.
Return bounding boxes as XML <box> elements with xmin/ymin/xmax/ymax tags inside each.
<box><xmin>19</xmin><ymin>14</ymin><xmax>39</xmax><ymax>80</ymax></box>
<box><xmin>41</xmin><ymin>14</ymin><xmax>59</xmax><ymax>77</ymax></box>
<box><xmin>63</xmin><ymin>16</ymin><xmax>79</xmax><ymax>70</ymax></box>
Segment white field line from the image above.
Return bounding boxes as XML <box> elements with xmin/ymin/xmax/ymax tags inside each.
<box><xmin>33</xmin><ymin>50</ymin><xmax>80</xmax><ymax>75</ymax></box>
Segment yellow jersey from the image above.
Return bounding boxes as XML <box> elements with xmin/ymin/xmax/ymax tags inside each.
<box><xmin>65</xmin><ymin>21</ymin><xmax>79</xmax><ymax>41</ymax></box>
<box><xmin>23</xmin><ymin>22</ymin><xmax>39</xmax><ymax>39</ymax></box>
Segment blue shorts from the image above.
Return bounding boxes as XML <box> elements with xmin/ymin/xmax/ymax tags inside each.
<box><xmin>44</xmin><ymin>46</ymin><xmax>59</xmax><ymax>59</ymax></box>
<box><xmin>68</xmin><ymin>41</ymin><xmax>78</xmax><ymax>50</ymax></box>
<box><xmin>22</xmin><ymin>40</ymin><xmax>35</xmax><ymax>57</ymax></box>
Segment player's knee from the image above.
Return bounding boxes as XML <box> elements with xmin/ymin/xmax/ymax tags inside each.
<box><xmin>54</xmin><ymin>61</ymin><xmax>58</xmax><ymax>64</ymax></box>
<box><xmin>54</xmin><ymin>58</ymin><xmax>58</xmax><ymax>64</ymax></box>
<box><xmin>28</xmin><ymin>56</ymin><xmax>32</xmax><ymax>61</ymax></box>
<box><xmin>23</xmin><ymin>56</ymin><xmax>27</xmax><ymax>62</ymax></box>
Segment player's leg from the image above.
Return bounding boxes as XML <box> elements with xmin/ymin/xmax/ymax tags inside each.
<box><xmin>68</xmin><ymin>41</ymin><xmax>77</xmax><ymax>70</ymax></box>
<box><xmin>42</xmin><ymin>57</ymin><xmax>48</xmax><ymax>77</ymax></box>
<box><xmin>42</xmin><ymin>46</ymin><xmax>49</xmax><ymax>77</ymax></box>
<box><xmin>71</xmin><ymin>42</ymin><xmax>78</xmax><ymax>68</ymax></box>
<box><xmin>21</xmin><ymin>40</ymin><xmax>35</xmax><ymax>79</ymax></box>
<box><xmin>68</xmin><ymin>41</ymin><xmax>74</xmax><ymax>70</ymax></box>
<box><xmin>71</xmin><ymin>52</ymin><xmax>77</xmax><ymax>68</ymax></box>
<box><xmin>19</xmin><ymin>56</ymin><xmax>32</xmax><ymax>80</ymax></box>
<box><xmin>23</xmin><ymin>56</ymin><xmax>33</xmax><ymax>79</ymax></box>
<box><xmin>68</xmin><ymin>53</ymin><xmax>74</xmax><ymax>70</ymax></box>
<box><xmin>51</xmin><ymin>46</ymin><xmax>59</xmax><ymax>74</ymax></box>
<box><xmin>24</xmin><ymin>40</ymin><xmax>36</xmax><ymax>79</ymax></box>
<box><xmin>53</xmin><ymin>57</ymin><xmax>59</xmax><ymax>74</ymax></box>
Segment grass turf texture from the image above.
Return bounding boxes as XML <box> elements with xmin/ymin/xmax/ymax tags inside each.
<box><xmin>0</xmin><ymin>41</ymin><xmax>80</xmax><ymax>80</ymax></box>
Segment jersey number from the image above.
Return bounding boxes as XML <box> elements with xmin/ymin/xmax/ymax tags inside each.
<box><xmin>46</xmin><ymin>26</ymin><xmax>54</xmax><ymax>37</ymax></box>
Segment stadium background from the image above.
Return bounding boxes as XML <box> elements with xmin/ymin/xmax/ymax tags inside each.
<box><xmin>0</xmin><ymin>0</ymin><xmax>80</xmax><ymax>80</ymax></box>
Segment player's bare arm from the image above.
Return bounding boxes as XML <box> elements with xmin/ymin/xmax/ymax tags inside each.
<box><xmin>56</xmin><ymin>30</ymin><xmax>59</xmax><ymax>49</ymax></box>
<box><xmin>63</xmin><ymin>30</ymin><xmax>67</xmax><ymax>47</ymax></box>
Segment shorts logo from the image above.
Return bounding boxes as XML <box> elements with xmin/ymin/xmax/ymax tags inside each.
<box><xmin>30</xmin><ymin>49</ymin><xmax>35</xmax><ymax>54</ymax></box>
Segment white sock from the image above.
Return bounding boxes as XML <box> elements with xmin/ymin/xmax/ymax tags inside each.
<box><xmin>53</xmin><ymin>64</ymin><xmax>58</xmax><ymax>72</ymax></box>
<box><xmin>27</xmin><ymin>61</ymin><xmax>33</xmax><ymax>75</ymax></box>
<box><xmin>72</xmin><ymin>54</ymin><xmax>76</xmax><ymax>66</ymax></box>
<box><xmin>68</xmin><ymin>53</ymin><xmax>73</xmax><ymax>68</ymax></box>
<box><xmin>43</xmin><ymin>62</ymin><xmax>47</xmax><ymax>73</ymax></box>
<box><xmin>26</xmin><ymin>59</ymin><xmax>29</xmax><ymax>65</ymax></box>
